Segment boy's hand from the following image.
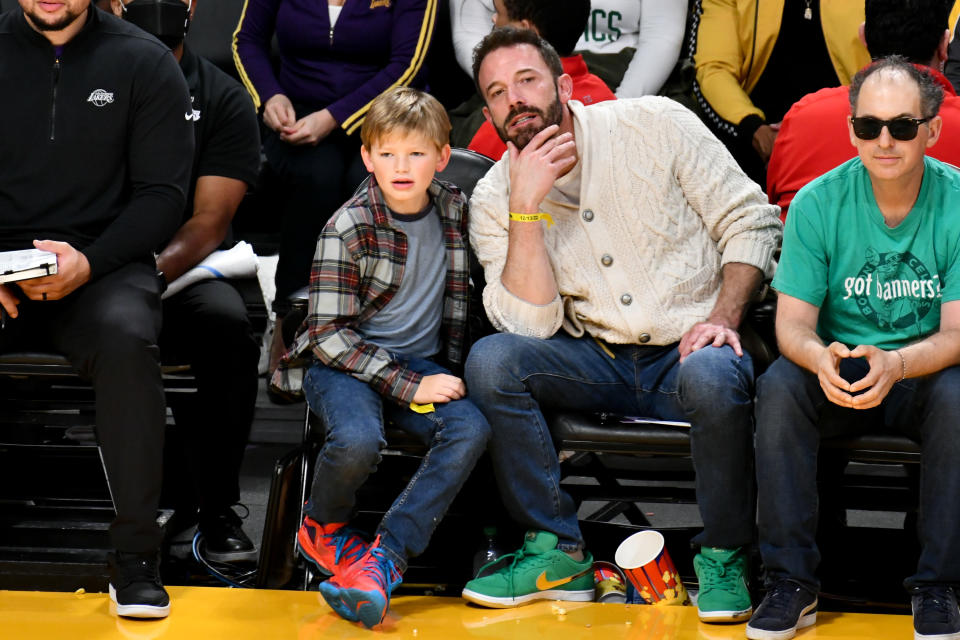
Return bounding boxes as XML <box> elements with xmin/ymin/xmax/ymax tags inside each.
<box><xmin>413</xmin><ymin>374</ymin><xmax>466</xmax><ymax>404</ymax></box>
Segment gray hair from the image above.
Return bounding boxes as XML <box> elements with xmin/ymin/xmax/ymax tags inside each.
<box><xmin>848</xmin><ymin>55</ymin><xmax>944</xmax><ymax>118</ymax></box>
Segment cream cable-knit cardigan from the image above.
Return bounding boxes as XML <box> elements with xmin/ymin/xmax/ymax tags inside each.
<box><xmin>469</xmin><ymin>98</ymin><xmax>782</xmax><ymax>345</ymax></box>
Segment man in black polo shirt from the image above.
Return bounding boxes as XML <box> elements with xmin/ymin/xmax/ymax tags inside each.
<box><xmin>106</xmin><ymin>0</ymin><xmax>263</xmax><ymax>563</ymax></box>
<box><xmin>0</xmin><ymin>0</ymin><xmax>193</xmax><ymax>618</ymax></box>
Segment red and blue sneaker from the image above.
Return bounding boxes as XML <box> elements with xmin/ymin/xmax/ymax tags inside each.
<box><xmin>296</xmin><ymin>516</ymin><xmax>368</xmax><ymax>577</ymax></box>
<box><xmin>320</xmin><ymin>537</ymin><xmax>403</xmax><ymax>628</ymax></box>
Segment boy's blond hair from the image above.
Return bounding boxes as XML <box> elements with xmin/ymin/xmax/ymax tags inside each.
<box><xmin>360</xmin><ymin>87</ymin><xmax>451</xmax><ymax>151</ymax></box>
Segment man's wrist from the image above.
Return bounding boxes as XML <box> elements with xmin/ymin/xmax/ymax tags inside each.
<box><xmin>894</xmin><ymin>349</ymin><xmax>907</xmax><ymax>381</ymax></box>
<box><xmin>705</xmin><ymin>313</ymin><xmax>740</xmax><ymax>331</ymax></box>
<box><xmin>508</xmin><ymin>199</ymin><xmax>542</xmax><ymax>214</ymax></box>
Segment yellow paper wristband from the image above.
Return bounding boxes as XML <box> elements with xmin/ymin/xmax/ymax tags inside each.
<box><xmin>509</xmin><ymin>212</ymin><xmax>554</xmax><ymax>227</ymax></box>
<box><xmin>409</xmin><ymin>402</ymin><xmax>436</xmax><ymax>414</ymax></box>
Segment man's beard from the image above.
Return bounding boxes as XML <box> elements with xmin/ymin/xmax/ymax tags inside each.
<box><xmin>493</xmin><ymin>93</ymin><xmax>564</xmax><ymax>150</ymax></box>
<box><xmin>23</xmin><ymin>3</ymin><xmax>87</xmax><ymax>32</ymax></box>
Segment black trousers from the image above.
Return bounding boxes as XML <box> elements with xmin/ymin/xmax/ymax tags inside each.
<box><xmin>262</xmin><ymin>127</ymin><xmax>366</xmax><ymax>312</ymax></box>
<box><xmin>0</xmin><ymin>263</ymin><xmax>165</xmax><ymax>553</ymax></box>
<box><xmin>159</xmin><ymin>278</ymin><xmax>259</xmax><ymax>519</ymax></box>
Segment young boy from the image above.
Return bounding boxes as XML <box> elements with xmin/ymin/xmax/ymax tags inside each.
<box><xmin>277</xmin><ymin>87</ymin><xmax>490</xmax><ymax>628</ymax></box>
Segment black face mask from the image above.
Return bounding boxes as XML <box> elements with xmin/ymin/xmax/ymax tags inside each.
<box><xmin>121</xmin><ymin>0</ymin><xmax>191</xmax><ymax>50</ymax></box>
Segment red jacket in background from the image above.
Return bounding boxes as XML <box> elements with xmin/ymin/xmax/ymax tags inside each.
<box><xmin>767</xmin><ymin>67</ymin><xmax>960</xmax><ymax>221</ymax></box>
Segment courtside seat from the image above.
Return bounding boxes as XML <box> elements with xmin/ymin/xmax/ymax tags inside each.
<box><xmin>0</xmin><ymin>350</ymin><xmax>188</xmax><ymax>590</ymax></box>
<box><xmin>0</xmin><ymin>352</ymin><xmax>193</xmax><ymax>378</ymax></box>
<box><xmin>275</xmin><ymin>146</ymin><xmax>925</xmax><ymax>598</ymax></box>
<box><xmin>550</xmin><ymin>413</ymin><xmax>921</xmax><ymax>464</ymax></box>
<box><xmin>551</xmin><ymin>414</ymin><xmax>694</xmax><ymax>456</ymax></box>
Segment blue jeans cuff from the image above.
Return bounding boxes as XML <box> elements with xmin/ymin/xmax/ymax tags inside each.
<box><xmin>376</xmin><ymin>533</ymin><xmax>408</xmax><ymax>574</ymax></box>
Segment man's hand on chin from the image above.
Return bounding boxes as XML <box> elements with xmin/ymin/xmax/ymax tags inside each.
<box><xmin>17</xmin><ymin>239</ymin><xmax>91</xmax><ymax>301</ymax></box>
<box><xmin>507</xmin><ymin>125</ymin><xmax>576</xmax><ymax>213</ymax></box>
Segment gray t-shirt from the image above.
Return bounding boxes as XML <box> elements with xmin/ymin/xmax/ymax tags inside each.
<box><xmin>359</xmin><ymin>203</ymin><xmax>446</xmax><ymax>357</ymax></box>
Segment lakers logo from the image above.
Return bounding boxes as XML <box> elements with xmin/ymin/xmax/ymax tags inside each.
<box><xmin>87</xmin><ymin>89</ymin><xmax>115</xmax><ymax>107</ymax></box>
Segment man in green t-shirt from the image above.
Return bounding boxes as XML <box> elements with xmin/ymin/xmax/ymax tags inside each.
<box><xmin>748</xmin><ymin>56</ymin><xmax>960</xmax><ymax>640</ymax></box>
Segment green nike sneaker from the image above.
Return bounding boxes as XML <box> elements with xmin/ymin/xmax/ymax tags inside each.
<box><xmin>461</xmin><ymin>531</ymin><xmax>595</xmax><ymax>608</ymax></box>
<box><xmin>694</xmin><ymin>546</ymin><xmax>753</xmax><ymax>623</ymax></box>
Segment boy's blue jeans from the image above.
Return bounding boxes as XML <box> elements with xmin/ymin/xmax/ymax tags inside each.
<box><xmin>463</xmin><ymin>332</ymin><xmax>755</xmax><ymax>552</ymax></box>
<box><xmin>756</xmin><ymin>355</ymin><xmax>960</xmax><ymax>593</ymax></box>
<box><xmin>302</xmin><ymin>356</ymin><xmax>490</xmax><ymax>572</ymax></box>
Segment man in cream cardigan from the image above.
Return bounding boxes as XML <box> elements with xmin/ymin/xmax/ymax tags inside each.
<box><xmin>460</xmin><ymin>27</ymin><xmax>782</xmax><ymax>621</ymax></box>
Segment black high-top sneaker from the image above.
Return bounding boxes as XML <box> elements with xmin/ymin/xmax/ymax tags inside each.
<box><xmin>913</xmin><ymin>586</ymin><xmax>960</xmax><ymax>640</ymax></box>
<box><xmin>108</xmin><ymin>550</ymin><xmax>170</xmax><ymax>619</ymax></box>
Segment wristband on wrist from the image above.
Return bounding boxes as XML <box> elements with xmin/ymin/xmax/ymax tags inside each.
<box><xmin>509</xmin><ymin>212</ymin><xmax>554</xmax><ymax>227</ymax></box>
<box><xmin>895</xmin><ymin>349</ymin><xmax>906</xmax><ymax>382</ymax></box>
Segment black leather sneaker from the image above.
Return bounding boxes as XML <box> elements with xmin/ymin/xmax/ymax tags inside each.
<box><xmin>109</xmin><ymin>550</ymin><xmax>170</xmax><ymax>619</ymax></box>
<box><xmin>746</xmin><ymin>579</ymin><xmax>817</xmax><ymax>640</ymax></box>
<box><xmin>912</xmin><ymin>585</ymin><xmax>960</xmax><ymax>639</ymax></box>
<box><xmin>199</xmin><ymin>506</ymin><xmax>258</xmax><ymax>563</ymax></box>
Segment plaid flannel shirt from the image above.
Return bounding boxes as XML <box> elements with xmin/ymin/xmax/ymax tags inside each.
<box><xmin>271</xmin><ymin>176</ymin><xmax>470</xmax><ymax>404</ymax></box>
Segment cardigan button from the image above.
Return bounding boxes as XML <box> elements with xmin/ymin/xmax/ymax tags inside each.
<box><xmin>620</xmin><ymin>293</ymin><xmax>632</xmax><ymax>306</ymax></box>
<box><xmin>639</xmin><ymin>333</ymin><xmax>651</xmax><ymax>343</ymax></box>
<box><xmin>601</xmin><ymin>254</ymin><xmax>613</xmax><ymax>267</ymax></box>
<box><xmin>582</xmin><ymin>209</ymin><xmax>594</xmax><ymax>222</ymax></box>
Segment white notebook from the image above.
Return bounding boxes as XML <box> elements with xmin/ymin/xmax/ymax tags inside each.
<box><xmin>0</xmin><ymin>249</ymin><xmax>58</xmax><ymax>283</ymax></box>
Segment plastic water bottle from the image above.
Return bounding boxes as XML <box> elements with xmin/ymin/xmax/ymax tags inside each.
<box><xmin>472</xmin><ymin>526</ymin><xmax>503</xmax><ymax>577</ymax></box>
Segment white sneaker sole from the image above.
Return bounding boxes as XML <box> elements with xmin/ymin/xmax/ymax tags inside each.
<box><xmin>915</xmin><ymin>629</ymin><xmax>960</xmax><ymax>640</ymax></box>
<box><xmin>109</xmin><ymin>584</ymin><xmax>171</xmax><ymax>619</ymax></box>
<box><xmin>462</xmin><ymin>587</ymin><xmax>595</xmax><ymax>608</ymax></box>
<box><xmin>746</xmin><ymin>600</ymin><xmax>817</xmax><ymax>640</ymax></box>
<box><xmin>699</xmin><ymin>606</ymin><xmax>753</xmax><ymax>623</ymax></box>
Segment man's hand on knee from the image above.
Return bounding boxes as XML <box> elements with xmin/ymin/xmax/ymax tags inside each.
<box><xmin>678</xmin><ymin>321</ymin><xmax>743</xmax><ymax>362</ymax></box>
<box><xmin>413</xmin><ymin>374</ymin><xmax>467</xmax><ymax>404</ymax></box>
<box><xmin>18</xmin><ymin>240</ymin><xmax>91</xmax><ymax>301</ymax></box>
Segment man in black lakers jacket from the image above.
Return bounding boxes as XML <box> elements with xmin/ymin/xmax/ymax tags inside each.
<box><xmin>0</xmin><ymin>0</ymin><xmax>193</xmax><ymax>619</ymax></box>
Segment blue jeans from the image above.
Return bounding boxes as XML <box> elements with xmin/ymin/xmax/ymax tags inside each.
<box><xmin>464</xmin><ymin>332</ymin><xmax>755</xmax><ymax>551</ymax></box>
<box><xmin>755</xmin><ymin>356</ymin><xmax>960</xmax><ymax>592</ymax></box>
<box><xmin>302</xmin><ymin>356</ymin><xmax>490</xmax><ymax>572</ymax></box>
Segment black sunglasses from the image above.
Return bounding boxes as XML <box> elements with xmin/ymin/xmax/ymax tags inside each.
<box><xmin>850</xmin><ymin>116</ymin><xmax>930</xmax><ymax>141</ymax></box>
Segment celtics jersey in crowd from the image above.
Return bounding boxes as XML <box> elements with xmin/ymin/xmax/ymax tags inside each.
<box><xmin>773</xmin><ymin>156</ymin><xmax>960</xmax><ymax>351</ymax></box>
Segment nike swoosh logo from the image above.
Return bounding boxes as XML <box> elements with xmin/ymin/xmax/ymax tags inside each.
<box><xmin>536</xmin><ymin>571</ymin><xmax>576</xmax><ymax>591</ymax></box>
<box><xmin>185</xmin><ymin>113</ymin><xmax>193</xmax><ymax>120</ymax></box>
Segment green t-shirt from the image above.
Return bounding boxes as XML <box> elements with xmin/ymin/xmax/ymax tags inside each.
<box><xmin>773</xmin><ymin>156</ymin><xmax>960</xmax><ymax>350</ymax></box>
